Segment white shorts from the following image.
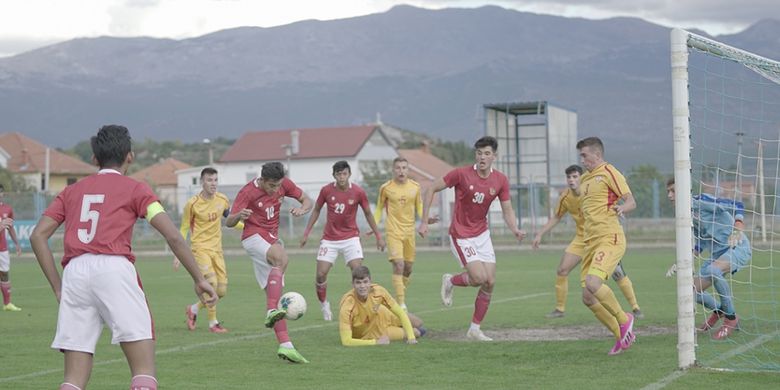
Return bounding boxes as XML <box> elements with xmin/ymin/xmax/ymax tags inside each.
<box><xmin>0</xmin><ymin>250</ymin><xmax>9</xmax><ymax>272</ymax></box>
<box><xmin>317</xmin><ymin>237</ymin><xmax>363</xmax><ymax>264</ymax></box>
<box><xmin>449</xmin><ymin>230</ymin><xmax>496</xmax><ymax>267</ymax></box>
<box><xmin>52</xmin><ymin>254</ymin><xmax>153</xmax><ymax>354</ymax></box>
<box><xmin>242</xmin><ymin>234</ymin><xmax>285</xmax><ymax>289</ymax></box>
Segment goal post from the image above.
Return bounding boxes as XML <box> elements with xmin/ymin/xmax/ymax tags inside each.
<box><xmin>670</xmin><ymin>28</ymin><xmax>780</xmax><ymax>371</ymax></box>
<box><xmin>670</xmin><ymin>28</ymin><xmax>697</xmax><ymax>369</ymax></box>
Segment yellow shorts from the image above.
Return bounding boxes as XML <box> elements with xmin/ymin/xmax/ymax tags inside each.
<box><xmin>361</xmin><ymin>306</ymin><xmax>404</xmax><ymax>340</ymax></box>
<box><xmin>193</xmin><ymin>248</ymin><xmax>228</xmax><ymax>285</ymax></box>
<box><xmin>580</xmin><ymin>233</ymin><xmax>625</xmax><ymax>287</ymax></box>
<box><xmin>565</xmin><ymin>237</ymin><xmax>587</xmax><ymax>258</ymax></box>
<box><xmin>387</xmin><ymin>235</ymin><xmax>416</xmax><ymax>262</ymax></box>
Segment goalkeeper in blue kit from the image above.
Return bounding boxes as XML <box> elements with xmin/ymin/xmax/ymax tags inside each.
<box><xmin>666</xmin><ymin>178</ymin><xmax>751</xmax><ymax>340</ymax></box>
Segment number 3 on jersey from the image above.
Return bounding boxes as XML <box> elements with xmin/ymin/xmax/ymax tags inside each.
<box><xmin>78</xmin><ymin>194</ymin><xmax>105</xmax><ymax>244</ymax></box>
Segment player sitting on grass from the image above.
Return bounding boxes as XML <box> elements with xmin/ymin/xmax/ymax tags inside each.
<box><xmin>338</xmin><ymin>265</ymin><xmax>424</xmax><ymax>346</ymax></box>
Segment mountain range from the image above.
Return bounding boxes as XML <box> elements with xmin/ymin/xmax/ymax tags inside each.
<box><xmin>1</xmin><ymin>5</ymin><xmax>779</xmax><ymax>171</ymax></box>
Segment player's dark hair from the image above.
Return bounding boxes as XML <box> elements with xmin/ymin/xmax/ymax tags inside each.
<box><xmin>0</xmin><ymin>184</ymin><xmax>4</xmax><ymax>192</ymax></box>
<box><xmin>261</xmin><ymin>162</ymin><xmax>286</xmax><ymax>181</ymax></box>
<box><xmin>565</xmin><ymin>165</ymin><xmax>583</xmax><ymax>175</ymax></box>
<box><xmin>666</xmin><ymin>177</ymin><xmax>675</xmax><ymax>187</ymax></box>
<box><xmin>474</xmin><ymin>136</ymin><xmax>498</xmax><ymax>152</ymax></box>
<box><xmin>91</xmin><ymin>125</ymin><xmax>132</xmax><ymax>169</ymax></box>
<box><xmin>201</xmin><ymin>167</ymin><xmax>218</xmax><ymax>178</ymax></box>
<box><xmin>576</xmin><ymin>137</ymin><xmax>604</xmax><ymax>154</ymax></box>
<box><xmin>352</xmin><ymin>265</ymin><xmax>371</xmax><ymax>281</ymax></box>
<box><xmin>332</xmin><ymin>160</ymin><xmax>351</xmax><ymax>175</ymax></box>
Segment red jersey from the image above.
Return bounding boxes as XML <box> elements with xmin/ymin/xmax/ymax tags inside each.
<box><xmin>444</xmin><ymin>165</ymin><xmax>511</xmax><ymax>239</ymax></box>
<box><xmin>42</xmin><ymin>169</ymin><xmax>159</xmax><ymax>266</ymax></box>
<box><xmin>316</xmin><ymin>182</ymin><xmax>369</xmax><ymax>241</ymax></box>
<box><xmin>232</xmin><ymin>177</ymin><xmax>303</xmax><ymax>243</ymax></box>
<box><xmin>0</xmin><ymin>203</ymin><xmax>14</xmax><ymax>251</ymax></box>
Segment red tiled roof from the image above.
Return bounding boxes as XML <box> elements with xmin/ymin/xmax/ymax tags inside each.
<box><xmin>0</xmin><ymin>132</ymin><xmax>96</xmax><ymax>175</ymax></box>
<box><xmin>397</xmin><ymin>148</ymin><xmax>454</xmax><ymax>183</ymax></box>
<box><xmin>220</xmin><ymin>126</ymin><xmax>377</xmax><ymax>162</ymax></box>
<box><xmin>130</xmin><ymin>158</ymin><xmax>191</xmax><ymax>186</ymax></box>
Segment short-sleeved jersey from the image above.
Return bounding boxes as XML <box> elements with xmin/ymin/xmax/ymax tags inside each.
<box><xmin>555</xmin><ymin>188</ymin><xmax>585</xmax><ymax>240</ymax></box>
<box><xmin>180</xmin><ymin>192</ymin><xmax>231</xmax><ymax>250</ymax></box>
<box><xmin>693</xmin><ymin>194</ymin><xmax>748</xmax><ymax>258</ymax></box>
<box><xmin>317</xmin><ymin>182</ymin><xmax>369</xmax><ymax>241</ymax></box>
<box><xmin>444</xmin><ymin>165</ymin><xmax>511</xmax><ymax>239</ymax></box>
<box><xmin>0</xmin><ymin>203</ymin><xmax>15</xmax><ymax>251</ymax></box>
<box><xmin>231</xmin><ymin>177</ymin><xmax>303</xmax><ymax>243</ymax></box>
<box><xmin>374</xmin><ymin>179</ymin><xmax>422</xmax><ymax>239</ymax></box>
<box><xmin>579</xmin><ymin>163</ymin><xmax>631</xmax><ymax>241</ymax></box>
<box><xmin>339</xmin><ymin>284</ymin><xmax>397</xmax><ymax>338</ymax></box>
<box><xmin>42</xmin><ymin>169</ymin><xmax>159</xmax><ymax>266</ymax></box>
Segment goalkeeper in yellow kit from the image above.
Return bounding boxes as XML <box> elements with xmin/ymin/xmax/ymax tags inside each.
<box><xmin>175</xmin><ymin>167</ymin><xmax>241</xmax><ymax>333</ymax></box>
<box><xmin>372</xmin><ymin>157</ymin><xmax>438</xmax><ymax>311</ymax></box>
<box><xmin>339</xmin><ymin>265</ymin><xmax>425</xmax><ymax>346</ymax></box>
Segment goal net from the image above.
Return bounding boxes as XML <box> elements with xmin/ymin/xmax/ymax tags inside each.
<box><xmin>671</xmin><ymin>29</ymin><xmax>780</xmax><ymax>371</ymax></box>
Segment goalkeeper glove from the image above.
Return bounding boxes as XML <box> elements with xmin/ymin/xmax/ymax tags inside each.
<box><xmin>728</xmin><ymin>230</ymin><xmax>743</xmax><ymax>248</ymax></box>
<box><xmin>665</xmin><ymin>263</ymin><xmax>677</xmax><ymax>278</ymax></box>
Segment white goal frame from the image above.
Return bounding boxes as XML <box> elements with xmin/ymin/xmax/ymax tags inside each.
<box><xmin>670</xmin><ymin>28</ymin><xmax>780</xmax><ymax>369</ymax></box>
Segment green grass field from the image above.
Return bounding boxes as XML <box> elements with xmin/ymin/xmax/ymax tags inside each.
<box><xmin>1</xmin><ymin>247</ymin><xmax>778</xmax><ymax>389</ymax></box>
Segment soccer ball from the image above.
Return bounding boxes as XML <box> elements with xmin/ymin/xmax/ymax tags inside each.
<box><xmin>278</xmin><ymin>292</ymin><xmax>307</xmax><ymax>320</ymax></box>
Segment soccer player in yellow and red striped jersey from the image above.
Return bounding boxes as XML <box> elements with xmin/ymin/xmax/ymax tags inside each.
<box><xmin>176</xmin><ymin>167</ymin><xmax>241</xmax><ymax>334</ymax></box>
<box><xmin>577</xmin><ymin>137</ymin><xmax>637</xmax><ymax>355</ymax></box>
<box><xmin>532</xmin><ymin>165</ymin><xmax>642</xmax><ymax>319</ymax></box>
<box><xmin>339</xmin><ymin>265</ymin><xmax>423</xmax><ymax>346</ymax></box>
<box><xmin>373</xmin><ymin>157</ymin><xmax>438</xmax><ymax>311</ymax></box>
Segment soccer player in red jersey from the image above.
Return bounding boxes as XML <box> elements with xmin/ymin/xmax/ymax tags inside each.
<box><xmin>0</xmin><ymin>184</ymin><xmax>23</xmax><ymax>312</ymax></box>
<box><xmin>30</xmin><ymin>125</ymin><xmax>218</xmax><ymax>390</ymax></box>
<box><xmin>226</xmin><ymin>161</ymin><xmax>313</xmax><ymax>364</ymax></box>
<box><xmin>300</xmin><ymin>161</ymin><xmax>385</xmax><ymax>321</ymax></box>
<box><xmin>418</xmin><ymin>136</ymin><xmax>526</xmax><ymax>341</ymax></box>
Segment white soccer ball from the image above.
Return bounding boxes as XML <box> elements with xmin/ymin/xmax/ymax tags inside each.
<box><xmin>278</xmin><ymin>291</ymin><xmax>307</xmax><ymax>320</ymax></box>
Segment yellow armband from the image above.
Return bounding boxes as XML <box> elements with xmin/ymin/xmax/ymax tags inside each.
<box><xmin>146</xmin><ymin>201</ymin><xmax>165</xmax><ymax>221</ymax></box>
<box><xmin>234</xmin><ymin>220</ymin><xmax>245</xmax><ymax>230</ymax></box>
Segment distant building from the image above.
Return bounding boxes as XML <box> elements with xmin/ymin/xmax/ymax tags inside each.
<box><xmin>130</xmin><ymin>158</ymin><xmax>191</xmax><ymax>210</ymax></box>
<box><xmin>0</xmin><ymin>132</ymin><xmax>95</xmax><ymax>192</ymax></box>
<box><xmin>175</xmin><ymin>125</ymin><xmax>398</xmax><ymax>212</ymax></box>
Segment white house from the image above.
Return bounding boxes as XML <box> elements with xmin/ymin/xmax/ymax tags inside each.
<box><xmin>175</xmin><ymin>125</ymin><xmax>399</xmax><ymax>213</ymax></box>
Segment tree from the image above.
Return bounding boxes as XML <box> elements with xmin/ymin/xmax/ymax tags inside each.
<box><xmin>626</xmin><ymin>164</ymin><xmax>673</xmax><ymax>218</ymax></box>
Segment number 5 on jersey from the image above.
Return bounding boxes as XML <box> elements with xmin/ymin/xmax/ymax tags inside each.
<box><xmin>78</xmin><ymin>194</ymin><xmax>105</xmax><ymax>244</ymax></box>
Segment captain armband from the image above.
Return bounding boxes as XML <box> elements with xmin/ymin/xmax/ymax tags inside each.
<box><xmin>146</xmin><ymin>201</ymin><xmax>166</xmax><ymax>221</ymax></box>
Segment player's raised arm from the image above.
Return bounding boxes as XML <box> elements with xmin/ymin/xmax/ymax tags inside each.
<box><xmin>291</xmin><ymin>192</ymin><xmax>313</xmax><ymax>217</ymax></box>
<box><xmin>418</xmin><ymin>177</ymin><xmax>447</xmax><ymax>238</ymax></box>
<box><xmin>30</xmin><ymin>215</ymin><xmax>64</xmax><ymax>301</ymax></box>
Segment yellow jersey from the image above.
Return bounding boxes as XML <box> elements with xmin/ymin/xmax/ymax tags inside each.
<box><xmin>338</xmin><ymin>284</ymin><xmax>414</xmax><ymax>346</ymax></box>
<box><xmin>180</xmin><ymin>192</ymin><xmax>231</xmax><ymax>250</ymax></box>
<box><xmin>555</xmin><ymin>188</ymin><xmax>585</xmax><ymax>240</ymax></box>
<box><xmin>579</xmin><ymin>162</ymin><xmax>631</xmax><ymax>241</ymax></box>
<box><xmin>373</xmin><ymin>179</ymin><xmax>423</xmax><ymax>238</ymax></box>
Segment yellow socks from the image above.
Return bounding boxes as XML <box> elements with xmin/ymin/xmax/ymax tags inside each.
<box><xmin>392</xmin><ymin>274</ymin><xmax>405</xmax><ymax>305</ymax></box>
<box><xmin>555</xmin><ymin>276</ymin><xmax>568</xmax><ymax>312</ymax></box>
<box><xmin>594</xmin><ymin>284</ymin><xmax>629</xmax><ymax>324</ymax></box>
<box><xmin>588</xmin><ymin>302</ymin><xmax>620</xmax><ymax>338</ymax></box>
<box><xmin>617</xmin><ymin>276</ymin><xmax>640</xmax><ymax>311</ymax></box>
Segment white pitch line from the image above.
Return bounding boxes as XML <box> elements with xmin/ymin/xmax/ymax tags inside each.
<box><xmin>640</xmin><ymin>330</ymin><xmax>780</xmax><ymax>390</ymax></box>
<box><xmin>0</xmin><ymin>291</ymin><xmax>550</xmax><ymax>384</ymax></box>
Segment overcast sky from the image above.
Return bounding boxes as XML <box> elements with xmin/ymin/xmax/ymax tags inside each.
<box><xmin>1</xmin><ymin>0</ymin><xmax>778</xmax><ymax>57</ymax></box>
